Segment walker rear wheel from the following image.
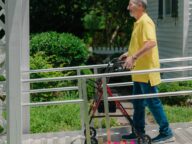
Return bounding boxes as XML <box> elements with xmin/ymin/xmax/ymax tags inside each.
<box><xmin>137</xmin><ymin>134</ymin><xmax>151</xmax><ymax>144</ymax></box>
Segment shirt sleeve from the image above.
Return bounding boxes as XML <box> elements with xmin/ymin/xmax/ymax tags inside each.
<box><xmin>142</xmin><ymin>21</ymin><xmax>156</xmax><ymax>42</ymax></box>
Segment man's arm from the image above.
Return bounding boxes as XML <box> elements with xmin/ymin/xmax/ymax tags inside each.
<box><xmin>122</xmin><ymin>40</ymin><xmax>156</xmax><ymax>69</ymax></box>
<box><xmin>132</xmin><ymin>40</ymin><xmax>156</xmax><ymax>60</ymax></box>
<box><xmin>119</xmin><ymin>52</ymin><xmax>128</xmax><ymax>61</ymax></box>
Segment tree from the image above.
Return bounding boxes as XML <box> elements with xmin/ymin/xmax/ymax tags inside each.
<box><xmin>82</xmin><ymin>0</ymin><xmax>134</xmax><ymax>47</ymax></box>
<box><xmin>30</xmin><ymin>0</ymin><xmax>87</xmax><ymax>36</ymax></box>
<box><xmin>30</xmin><ymin>0</ymin><xmax>134</xmax><ymax>47</ymax></box>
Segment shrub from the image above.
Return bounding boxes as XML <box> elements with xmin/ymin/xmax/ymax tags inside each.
<box><xmin>30</xmin><ymin>52</ymin><xmax>75</xmax><ymax>102</ymax></box>
<box><xmin>30</xmin><ymin>32</ymin><xmax>89</xmax><ymax>67</ymax></box>
<box><xmin>0</xmin><ymin>75</ymin><xmax>5</xmax><ymax>81</ymax></box>
<box><xmin>0</xmin><ymin>125</ymin><xmax>3</xmax><ymax>133</ymax></box>
<box><xmin>158</xmin><ymin>81</ymin><xmax>192</xmax><ymax>106</ymax></box>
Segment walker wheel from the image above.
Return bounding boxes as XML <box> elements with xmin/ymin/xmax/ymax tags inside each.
<box><xmin>84</xmin><ymin>127</ymin><xmax>97</xmax><ymax>138</ymax></box>
<box><xmin>137</xmin><ymin>134</ymin><xmax>151</xmax><ymax>144</ymax></box>
<box><xmin>84</xmin><ymin>137</ymin><xmax>98</xmax><ymax>144</ymax></box>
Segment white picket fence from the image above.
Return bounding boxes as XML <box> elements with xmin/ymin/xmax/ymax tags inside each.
<box><xmin>90</xmin><ymin>47</ymin><xmax>127</xmax><ymax>54</ymax></box>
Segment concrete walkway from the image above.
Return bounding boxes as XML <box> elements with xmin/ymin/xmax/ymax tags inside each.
<box><xmin>1</xmin><ymin>123</ymin><xmax>192</xmax><ymax>144</ymax></box>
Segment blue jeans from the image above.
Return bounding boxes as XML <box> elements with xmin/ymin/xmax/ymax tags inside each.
<box><xmin>132</xmin><ymin>82</ymin><xmax>172</xmax><ymax>136</ymax></box>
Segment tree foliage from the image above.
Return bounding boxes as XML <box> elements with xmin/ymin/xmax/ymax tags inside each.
<box><xmin>30</xmin><ymin>0</ymin><xmax>134</xmax><ymax>47</ymax></box>
<box><xmin>83</xmin><ymin>0</ymin><xmax>134</xmax><ymax>47</ymax></box>
<box><xmin>30</xmin><ymin>0</ymin><xmax>87</xmax><ymax>35</ymax></box>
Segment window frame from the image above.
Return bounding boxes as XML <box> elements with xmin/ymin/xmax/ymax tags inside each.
<box><xmin>165</xmin><ymin>0</ymin><xmax>172</xmax><ymax>17</ymax></box>
<box><xmin>158</xmin><ymin>0</ymin><xmax>178</xmax><ymax>19</ymax></box>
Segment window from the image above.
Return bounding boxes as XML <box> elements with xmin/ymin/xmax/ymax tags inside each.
<box><xmin>158</xmin><ymin>0</ymin><xmax>178</xmax><ymax>19</ymax></box>
<box><xmin>165</xmin><ymin>0</ymin><xmax>172</xmax><ymax>16</ymax></box>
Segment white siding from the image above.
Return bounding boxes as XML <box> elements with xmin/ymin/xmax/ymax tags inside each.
<box><xmin>187</xmin><ymin>0</ymin><xmax>192</xmax><ymax>76</ymax></box>
<box><xmin>148</xmin><ymin>1</ymin><xmax>183</xmax><ymax>59</ymax></box>
<box><xmin>147</xmin><ymin>0</ymin><xmax>184</xmax><ymax>78</ymax></box>
<box><xmin>187</xmin><ymin>1</ymin><xmax>192</xmax><ymax>55</ymax></box>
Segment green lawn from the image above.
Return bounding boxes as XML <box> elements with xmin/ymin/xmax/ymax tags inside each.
<box><xmin>164</xmin><ymin>105</ymin><xmax>192</xmax><ymax>122</ymax></box>
<box><xmin>30</xmin><ymin>104</ymin><xmax>81</xmax><ymax>133</ymax></box>
<box><xmin>146</xmin><ymin>105</ymin><xmax>192</xmax><ymax>124</ymax></box>
<box><xmin>30</xmin><ymin>104</ymin><xmax>192</xmax><ymax>133</ymax></box>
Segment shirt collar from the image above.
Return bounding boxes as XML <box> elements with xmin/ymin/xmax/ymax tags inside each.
<box><xmin>135</xmin><ymin>13</ymin><xmax>147</xmax><ymax>24</ymax></box>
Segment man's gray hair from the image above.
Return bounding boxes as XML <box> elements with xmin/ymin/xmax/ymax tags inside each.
<box><xmin>133</xmin><ymin>0</ymin><xmax>148</xmax><ymax>9</ymax></box>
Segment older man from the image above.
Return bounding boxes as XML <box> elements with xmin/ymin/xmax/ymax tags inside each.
<box><xmin>119</xmin><ymin>0</ymin><xmax>175</xmax><ymax>143</ymax></box>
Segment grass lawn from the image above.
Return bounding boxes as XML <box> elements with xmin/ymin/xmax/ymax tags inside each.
<box><xmin>30</xmin><ymin>104</ymin><xmax>81</xmax><ymax>133</ymax></box>
<box><xmin>164</xmin><ymin>105</ymin><xmax>192</xmax><ymax>122</ymax></box>
<box><xmin>30</xmin><ymin>104</ymin><xmax>192</xmax><ymax>133</ymax></box>
<box><xmin>146</xmin><ymin>105</ymin><xmax>192</xmax><ymax>124</ymax></box>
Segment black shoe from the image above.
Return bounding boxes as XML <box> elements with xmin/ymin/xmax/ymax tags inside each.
<box><xmin>152</xmin><ymin>133</ymin><xmax>175</xmax><ymax>143</ymax></box>
<box><xmin>0</xmin><ymin>95</ymin><xmax>6</xmax><ymax>101</ymax></box>
<box><xmin>122</xmin><ymin>133</ymin><xmax>137</xmax><ymax>140</ymax></box>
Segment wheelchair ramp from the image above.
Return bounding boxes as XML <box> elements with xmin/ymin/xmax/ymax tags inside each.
<box><xmin>100</xmin><ymin>123</ymin><xmax>192</xmax><ymax>144</ymax></box>
<box><xmin>0</xmin><ymin>123</ymin><xmax>192</xmax><ymax>144</ymax></box>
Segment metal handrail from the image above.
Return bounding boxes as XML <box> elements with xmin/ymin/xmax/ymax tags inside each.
<box><xmin>19</xmin><ymin>76</ymin><xmax>192</xmax><ymax>94</ymax></box>
<box><xmin>19</xmin><ymin>57</ymin><xmax>192</xmax><ymax>144</ymax></box>
<box><xmin>22</xmin><ymin>99</ymin><xmax>84</xmax><ymax>107</ymax></box>
<box><xmin>22</xmin><ymin>65</ymin><xmax>192</xmax><ymax>83</ymax></box>
<box><xmin>26</xmin><ymin>64</ymin><xmax>107</xmax><ymax>74</ymax></box>
<box><xmin>20</xmin><ymin>65</ymin><xmax>192</xmax><ymax>108</ymax></box>
<box><xmin>108</xmin><ymin>76</ymin><xmax>192</xmax><ymax>87</ymax></box>
<box><xmin>24</xmin><ymin>57</ymin><xmax>192</xmax><ymax>74</ymax></box>
<box><xmin>23</xmin><ymin>86</ymin><xmax>78</xmax><ymax>94</ymax></box>
<box><xmin>108</xmin><ymin>90</ymin><xmax>192</xmax><ymax>101</ymax></box>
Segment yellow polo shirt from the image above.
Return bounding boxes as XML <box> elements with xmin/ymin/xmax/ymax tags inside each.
<box><xmin>128</xmin><ymin>13</ymin><xmax>161</xmax><ymax>86</ymax></box>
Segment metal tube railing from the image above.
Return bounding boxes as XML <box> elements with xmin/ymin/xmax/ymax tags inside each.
<box><xmin>22</xmin><ymin>99</ymin><xmax>84</xmax><ymax>107</ymax></box>
<box><xmin>23</xmin><ymin>86</ymin><xmax>78</xmax><ymax>94</ymax></box>
<box><xmin>23</xmin><ymin>56</ymin><xmax>192</xmax><ymax>74</ymax></box>
<box><xmin>2</xmin><ymin>76</ymin><xmax>192</xmax><ymax>95</ymax></box>
<box><xmin>26</xmin><ymin>64</ymin><xmax>108</xmax><ymax>74</ymax></box>
<box><xmin>108</xmin><ymin>90</ymin><xmax>192</xmax><ymax>101</ymax></box>
<box><xmin>13</xmin><ymin>57</ymin><xmax>192</xmax><ymax>144</ymax></box>
<box><xmin>108</xmin><ymin>76</ymin><xmax>192</xmax><ymax>87</ymax></box>
<box><xmin>4</xmin><ymin>56</ymin><xmax>191</xmax><ymax>143</ymax></box>
<box><xmin>160</xmin><ymin>56</ymin><xmax>192</xmax><ymax>63</ymax></box>
<box><xmin>22</xmin><ymin>65</ymin><xmax>192</xmax><ymax>83</ymax></box>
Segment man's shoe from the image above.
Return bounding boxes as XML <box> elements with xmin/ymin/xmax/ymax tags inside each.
<box><xmin>122</xmin><ymin>133</ymin><xmax>137</xmax><ymax>140</ymax></box>
<box><xmin>152</xmin><ymin>133</ymin><xmax>175</xmax><ymax>143</ymax></box>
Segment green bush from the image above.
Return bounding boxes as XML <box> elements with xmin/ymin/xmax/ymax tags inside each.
<box><xmin>158</xmin><ymin>81</ymin><xmax>192</xmax><ymax>106</ymax></box>
<box><xmin>0</xmin><ymin>75</ymin><xmax>5</xmax><ymax>81</ymax></box>
<box><xmin>30</xmin><ymin>32</ymin><xmax>89</xmax><ymax>67</ymax></box>
<box><xmin>30</xmin><ymin>52</ymin><xmax>75</xmax><ymax>102</ymax></box>
<box><xmin>0</xmin><ymin>125</ymin><xmax>3</xmax><ymax>133</ymax></box>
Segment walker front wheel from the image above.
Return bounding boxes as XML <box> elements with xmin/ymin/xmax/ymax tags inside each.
<box><xmin>84</xmin><ymin>137</ymin><xmax>98</xmax><ymax>144</ymax></box>
<box><xmin>84</xmin><ymin>127</ymin><xmax>97</xmax><ymax>138</ymax></box>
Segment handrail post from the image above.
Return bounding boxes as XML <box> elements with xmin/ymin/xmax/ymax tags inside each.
<box><xmin>82</xmin><ymin>78</ymin><xmax>91</xmax><ymax>144</ymax></box>
<box><xmin>94</xmin><ymin>68</ymin><xmax>103</xmax><ymax>135</ymax></box>
<box><xmin>77</xmin><ymin>69</ymin><xmax>85</xmax><ymax>144</ymax></box>
<box><xmin>21</xmin><ymin>0</ymin><xmax>30</xmax><ymax>133</ymax></box>
<box><xmin>6</xmin><ymin>0</ymin><xmax>24</xmax><ymax>143</ymax></box>
<box><xmin>102</xmin><ymin>77</ymin><xmax>111</xmax><ymax>142</ymax></box>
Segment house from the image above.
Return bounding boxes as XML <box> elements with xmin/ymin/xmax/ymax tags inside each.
<box><xmin>147</xmin><ymin>0</ymin><xmax>192</xmax><ymax>77</ymax></box>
